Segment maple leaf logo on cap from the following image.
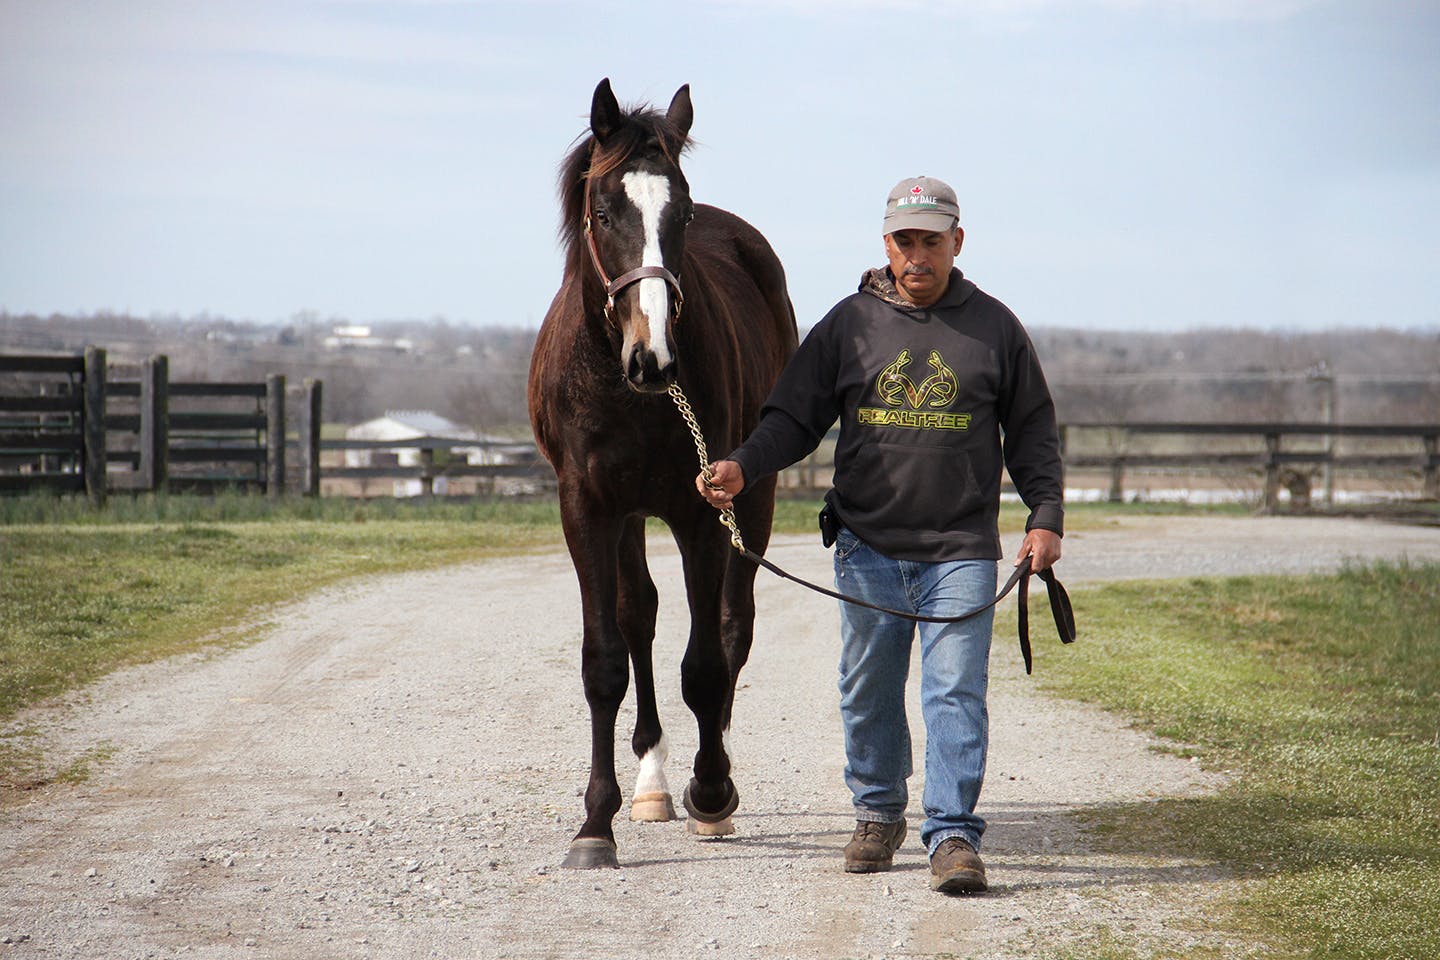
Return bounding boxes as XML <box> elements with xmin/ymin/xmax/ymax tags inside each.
<box><xmin>910</xmin><ymin>185</ymin><xmax>924</xmax><ymax>195</ymax></box>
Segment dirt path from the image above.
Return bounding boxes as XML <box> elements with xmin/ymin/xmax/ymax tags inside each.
<box><xmin>3</xmin><ymin>515</ymin><xmax>1438</xmax><ymax>959</ymax></box>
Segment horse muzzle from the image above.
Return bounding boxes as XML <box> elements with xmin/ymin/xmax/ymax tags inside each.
<box><xmin>622</xmin><ymin>338</ymin><xmax>677</xmax><ymax>392</ymax></box>
<box><xmin>612</xmin><ymin>271</ymin><xmax>681</xmax><ymax>392</ymax></box>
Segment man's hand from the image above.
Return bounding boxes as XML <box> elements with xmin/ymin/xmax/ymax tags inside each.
<box><xmin>1015</xmin><ymin>528</ymin><xmax>1062</xmax><ymax>572</ymax></box>
<box><xmin>695</xmin><ymin>460</ymin><xmax>744</xmax><ymax>508</ymax></box>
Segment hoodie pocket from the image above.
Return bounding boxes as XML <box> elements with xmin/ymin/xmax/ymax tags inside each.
<box><xmin>841</xmin><ymin>440</ymin><xmax>985</xmax><ymax>536</ymax></box>
<box><xmin>933</xmin><ymin>448</ymin><xmax>985</xmax><ymax>531</ymax></box>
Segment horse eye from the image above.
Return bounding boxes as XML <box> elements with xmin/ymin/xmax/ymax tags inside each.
<box><xmin>684</xmin><ymin>205</ymin><xmax>695</xmax><ymax>224</ymax></box>
<box><xmin>594</xmin><ymin>208</ymin><xmax>611</xmax><ymax>228</ymax></box>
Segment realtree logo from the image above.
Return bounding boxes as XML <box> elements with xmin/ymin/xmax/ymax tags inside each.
<box><xmin>857</xmin><ymin>349</ymin><xmax>972</xmax><ymax>431</ymax></box>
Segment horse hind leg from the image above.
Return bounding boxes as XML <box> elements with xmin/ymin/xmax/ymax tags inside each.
<box><xmin>617</xmin><ymin>518</ymin><xmax>676</xmax><ymax>823</ymax></box>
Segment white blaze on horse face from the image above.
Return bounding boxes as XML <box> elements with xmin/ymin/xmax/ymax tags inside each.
<box><xmin>620</xmin><ymin>170</ymin><xmax>675</xmax><ymax>369</ymax></box>
<box><xmin>634</xmin><ymin>732</ymin><xmax>670</xmax><ymax>797</ymax></box>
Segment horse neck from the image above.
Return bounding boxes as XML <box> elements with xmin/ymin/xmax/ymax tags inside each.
<box><xmin>564</xmin><ymin>239</ymin><xmax>613</xmax><ymax>323</ymax></box>
<box><xmin>553</xmin><ymin>245</ymin><xmax>630</xmax><ymax>386</ymax></box>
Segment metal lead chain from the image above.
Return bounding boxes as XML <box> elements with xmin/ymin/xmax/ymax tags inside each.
<box><xmin>668</xmin><ymin>381</ymin><xmax>746</xmax><ymax>552</ymax></box>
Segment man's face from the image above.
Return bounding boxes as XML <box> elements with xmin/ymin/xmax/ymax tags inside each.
<box><xmin>884</xmin><ymin>227</ymin><xmax>964</xmax><ymax>307</ymax></box>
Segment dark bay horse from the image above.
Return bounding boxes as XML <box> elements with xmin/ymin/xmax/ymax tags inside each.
<box><xmin>527</xmin><ymin>79</ymin><xmax>797</xmax><ymax>869</ymax></box>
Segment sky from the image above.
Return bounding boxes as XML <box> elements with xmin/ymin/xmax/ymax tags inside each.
<box><xmin>1</xmin><ymin>0</ymin><xmax>1437</xmax><ymax>333</ymax></box>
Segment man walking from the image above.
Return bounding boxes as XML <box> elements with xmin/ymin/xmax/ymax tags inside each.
<box><xmin>696</xmin><ymin>175</ymin><xmax>1064</xmax><ymax>894</ymax></box>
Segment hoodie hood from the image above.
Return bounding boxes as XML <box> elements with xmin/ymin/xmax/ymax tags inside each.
<box><xmin>859</xmin><ymin>266</ymin><xmax>977</xmax><ymax>311</ymax></box>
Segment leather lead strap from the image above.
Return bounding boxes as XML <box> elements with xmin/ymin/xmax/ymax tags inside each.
<box><xmin>739</xmin><ymin>549</ymin><xmax>1075</xmax><ymax>675</ymax></box>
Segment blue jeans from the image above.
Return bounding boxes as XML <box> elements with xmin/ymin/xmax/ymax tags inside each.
<box><xmin>833</xmin><ymin>527</ymin><xmax>996</xmax><ymax>855</ymax></box>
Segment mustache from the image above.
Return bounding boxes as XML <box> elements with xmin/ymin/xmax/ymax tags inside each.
<box><xmin>902</xmin><ymin>265</ymin><xmax>934</xmax><ymax>276</ymax></box>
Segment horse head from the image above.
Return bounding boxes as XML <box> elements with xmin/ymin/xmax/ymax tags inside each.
<box><xmin>579</xmin><ymin>78</ymin><xmax>694</xmax><ymax>392</ymax></box>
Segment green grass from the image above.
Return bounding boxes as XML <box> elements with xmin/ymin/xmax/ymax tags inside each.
<box><xmin>1027</xmin><ymin>561</ymin><xmax>1440</xmax><ymax>960</ymax></box>
<box><xmin>0</xmin><ymin>489</ymin><xmax>566</xmax><ymax>526</ymax></box>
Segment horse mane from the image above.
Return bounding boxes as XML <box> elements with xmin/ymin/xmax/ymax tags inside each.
<box><xmin>557</xmin><ymin>101</ymin><xmax>693</xmax><ymax>256</ymax></box>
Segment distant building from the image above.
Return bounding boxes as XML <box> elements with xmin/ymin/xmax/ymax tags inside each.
<box><xmin>323</xmin><ymin>324</ymin><xmax>414</xmax><ymax>354</ymax></box>
<box><xmin>343</xmin><ymin>410</ymin><xmax>532</xmax><ymax>497</ymax></box>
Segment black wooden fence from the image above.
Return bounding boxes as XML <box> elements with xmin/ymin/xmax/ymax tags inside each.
<box><xmin>0</xmin><ymin>350</ymin><xmax>105</xmax><ymax>498</ymax></box>
<box><xmin>1060</xmin><ymin>421</ymin><xmax>1440</xmax><ymax>510</ymax></box>
<box><xmin>1</xmin><ymin>349</ymin><xmax>322</xmax><ymax>504</ymax></box>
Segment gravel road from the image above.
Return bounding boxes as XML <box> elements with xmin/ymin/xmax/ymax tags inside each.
<box><xmin>3</xmin><ymin>515</ymin><xmax>1439</xmax><ymax>959</ymax></box>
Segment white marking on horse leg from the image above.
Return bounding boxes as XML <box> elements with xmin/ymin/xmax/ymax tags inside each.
<box><xmin>630</xmin><ymin>733</ymin><xmax>676</xmax><ymax>821</ymax></box>
<box><xmin>723</xmin><ymin>727</ymin><xmax>735</xmax><ymax>772</ymax></box>
<box><xmin>620</xmin><ymin>170</ymin><xmax>674</xmax><ymax>369</ymax></box>
<box><xmin>634</xmin><ymin>732</ymin><xmax>670</xmax><ymax>797</ymax></box>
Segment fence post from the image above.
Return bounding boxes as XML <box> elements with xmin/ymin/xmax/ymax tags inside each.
<box><xmin>1107</xmin><ymin>458</ymin><xmax>1125</xmax><ymax>503</ymax></box>
<box><xmin>299</xmin><ymin>378</ymin><xmax>323</xmax><ymax>497</ymax></box>
<box><xmin>139</xmin><ymin>354</ymin><xmax>170</xmax><ymax>493</ymax></box>
<box><xmin>1424</xmin><ymin>433</ymin><xmax>1439</xmax><ymax>501</ymax></box>
<box><xmin>83</xmin><ymin>346</ymin><xmax>107</xmax><ymax>505</ymax></box>
<box><xmin>1263</xmin><ymin>432</ymin><xmax>1282</xmax><ymax>514</ymax></box>
<box><xmin>419</xmin><ymin>446</ymin><xmax>435</xmax><ymax>496</ymax></box>
<box><xmin>266</xmin><ymin>374</ymin><xmax>286</xmax><ymax>498</ymax></box>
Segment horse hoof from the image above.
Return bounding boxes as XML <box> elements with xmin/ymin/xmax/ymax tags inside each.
<box><xmin>686</xmin><ymin>815</ymin><xmax>735</xmax><ymax>837</ymax></box>
<box><xmin>630</xmin><ymin>791</ymin><xmax>677</xmax><ymax>822</ymax></box>
<box><xmin>682</xmin><ymin>778</ymin><xmax>740</xmax><ymax>839</ymax></box>
<box><xmin>560</xmin><ymin>838</ymin><xmax>619</xmax><ymax>870</ymax></box>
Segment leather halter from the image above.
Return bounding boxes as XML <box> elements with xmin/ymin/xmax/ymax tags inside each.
<box><xmin>582</xmin><ymin>168</ymin><xmax>685</xmax><ymax>325</ymax></box>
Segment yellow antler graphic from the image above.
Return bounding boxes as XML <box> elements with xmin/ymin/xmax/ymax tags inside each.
<box><xmin>875</xmin><ymin>349</ymin><xmax>956</xmax><ymax>410</ymax></box>
<box><xmin>876</xmin><ymin>349</ymin><xmax>915</xmax><ymax>408</ymax></box>
<box><xmin>917</xmin><ymin>350</ymin><xmax>957</xmax><ymax>408</ymax></box>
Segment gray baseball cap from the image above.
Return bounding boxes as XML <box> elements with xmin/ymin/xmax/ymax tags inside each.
<box><xmin>882</xmin><ymin>176</ymin><xmax>960</xmax><ymax>235</ymax></box>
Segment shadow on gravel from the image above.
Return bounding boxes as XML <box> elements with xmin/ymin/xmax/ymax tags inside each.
<box><xmin>956</xmin><ymin>799</ymin><xmax>1228</xmax><ymax>897</ymax></box>
<box><xmin>621</xmin><ymin>812</ymin><xmax>854</xmax><ymax>868</ymax></box>
<box><xmin>1063</xmin><ymin>789</ymin><xmax>1426</xmax><ymax>884</ymax></box>
<box><xmin>623</xmin><ymin>801</ymin><xmax>1231</xmax><ymax>899</ymax></box>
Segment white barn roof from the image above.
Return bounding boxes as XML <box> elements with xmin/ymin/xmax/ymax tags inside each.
<box><xmin>346</xmin><ymin>410</ymin><xmax>476</xmax><ymax>442</ymax></box>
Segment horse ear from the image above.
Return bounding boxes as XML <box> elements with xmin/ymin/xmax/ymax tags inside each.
<box><xmin>591</xmin><ymin>78</ymin><xmax>622</xmax><ymax>143</ymax></box>
<box><xmin>666</xmin><ymin>84</ymin><xmax>693</xmax><ymax>139</ymax></box>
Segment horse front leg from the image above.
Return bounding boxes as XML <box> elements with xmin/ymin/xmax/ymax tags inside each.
<box><xmin>676</xmin><ymin>523</ymin><xmax>741</xmax><ymax>837</ymax></box>
<box><xmin>559</xmin><ymin>507</ymin><xmax>629</xmax><ymax>870</ymax></box>
<box><xmin>718</xmin><ymin>474</ymin><xmax>774</xmax><ymax>730</ymax></box>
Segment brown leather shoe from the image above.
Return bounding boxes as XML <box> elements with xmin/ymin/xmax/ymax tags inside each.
<box><xmin>843</xmin><ymin>819</ymin><xmax>907</xmax><ymax>873</ymax></box>
<box><xmin>929</xmin><ymin>837</ymin><xmax>987</xmax><ymax>893</ymax></box>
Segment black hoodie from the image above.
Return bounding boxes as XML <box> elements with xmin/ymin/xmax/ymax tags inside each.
<box><xmin>728</xmin><ymin>266</ymin><xmax>1063</xmax><ymax>562</ymax></box>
